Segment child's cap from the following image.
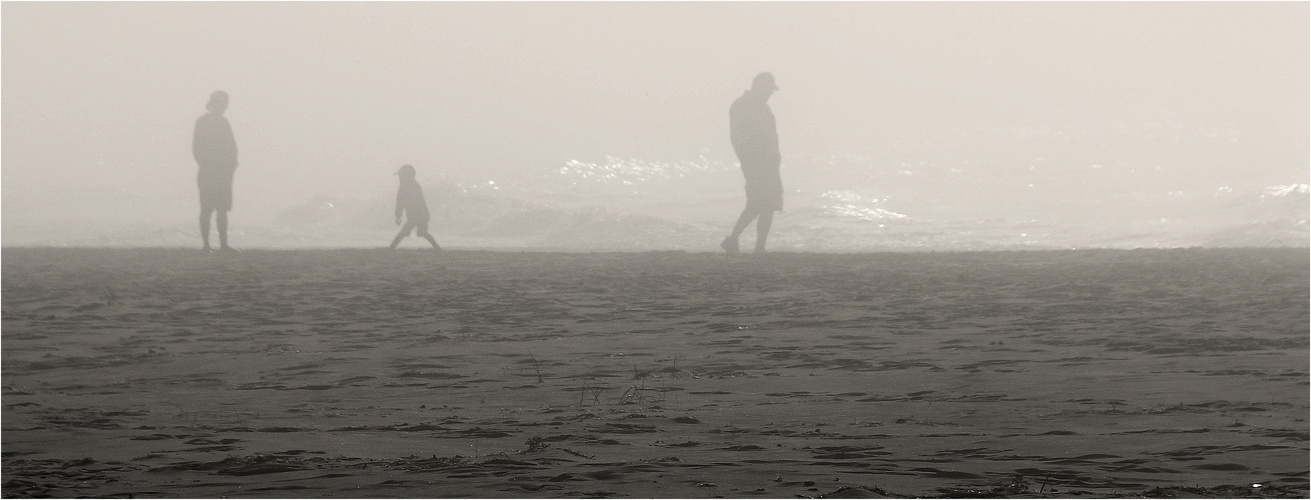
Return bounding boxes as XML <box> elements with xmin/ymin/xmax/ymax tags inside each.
<box><xmin>396</xmin><ymin>164</ymin><xmax>416</xmax><ymax>177</ymax></box>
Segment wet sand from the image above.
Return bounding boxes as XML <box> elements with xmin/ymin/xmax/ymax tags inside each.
<box><xmin>2</xmin><ymin>248</ymin><xmax>1307</xmax><ymax>498</ymax></box>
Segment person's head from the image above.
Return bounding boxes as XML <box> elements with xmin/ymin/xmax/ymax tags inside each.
<box><xmin>750</xmin><ymin>72</ymin><xmax>778</xmax><ymax>98</ymax></box>
<box><xmin>206</xmin><ymin>91</ymin><xmax>229</xmax><ymax>114</ymax></box>
<box><xmin>396</xmin><ymin>164</ymin><xmax>416</xmax><ymax>180</ymax></box>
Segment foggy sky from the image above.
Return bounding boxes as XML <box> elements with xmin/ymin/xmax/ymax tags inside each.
<box><xmin>2</xmin><ymin>2</ymin><xmax>1307</xmax><ymax>243</ymax></box>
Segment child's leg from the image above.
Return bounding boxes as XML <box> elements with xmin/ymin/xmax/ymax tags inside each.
<box><xmin>390</xmin><ymin>221</ymin><xmax>415</xmax><ymax>249</ymax></box>
<box><xmin>415</xmin><ymin>221</ymin><xmax>441</xmax><ymax>250</ymax></box>
<box><xmin>422</xmin><ymin>233</ymin><xmax>440</xmax><ymax>249</ymax></box>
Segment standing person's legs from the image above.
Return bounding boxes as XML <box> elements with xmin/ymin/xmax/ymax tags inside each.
<box><xmin>216</xmin><ymin>210</ymin><xmax>230</xmax><ymax>250</ymax></box>
<box><xmin>200</xmin><ymin>202</ymin><xmax>214</xmax><ymax>251</ymax></box>
<box><xmin>216</xmin><ymin>175</ymin><xmax>235</xmax><ymax>251</ymax></box>
<box><xmin>200</xmin><ymin>169</ymin><xmax>236</xmax><ymax>251</ymax></box>
<box><xmin>199</xmin><ymin>172</ymin><xmax>215</xmax><ymax>251</ymax></box>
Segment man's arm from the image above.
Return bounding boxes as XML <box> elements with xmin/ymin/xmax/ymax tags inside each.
<box><xmin>731</xmin><ymin>109</ymin><xmax>780</xmax><ymax>165</ymax></box>
<box><xmin>729</xmin><ymin>99</ymin><xmax>748</xmax><ymax>159</ymax></box>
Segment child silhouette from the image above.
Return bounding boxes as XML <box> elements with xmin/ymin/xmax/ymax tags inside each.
<box><xmin>389</xmin><ymin>164</ymin><xmax>441</xmax><ymax>250</ymax></box>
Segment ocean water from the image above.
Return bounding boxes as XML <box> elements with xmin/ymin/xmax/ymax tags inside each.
<box><xmin>9</xmin><ymin>122</ymin><xmax>1308</xmax><ymax>251</ymax></box>
<box><xmin>266</xmin><ymin>158</ymin><xmax>1306</xmax><ymax>252</ymax></box>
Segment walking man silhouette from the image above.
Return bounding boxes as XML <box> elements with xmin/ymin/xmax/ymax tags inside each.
<box><xmin>722</xmin><ymin>72</ymin><xmax>782</xmax><ymax>255</ymax></box>
<box><xmin>192</xmin><ymin>90</ymin><xmax>239</xmax><ymax>252</ymax></box>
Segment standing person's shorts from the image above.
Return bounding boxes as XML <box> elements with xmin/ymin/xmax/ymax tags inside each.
<box><xmin>742</xmin><ymin>163</ymin><xmax>783</xmax><ymax>212</ymax></box>
<box><xmin>198</xmin><ymin>167</ymin><xmax>235</xmax><ymax>212</ymax></box>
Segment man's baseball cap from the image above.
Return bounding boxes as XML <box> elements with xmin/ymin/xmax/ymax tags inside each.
<box><xmin>753</xmin><ymin>72</ymin><xmax>779</xmax><ymax>91</ymax></box>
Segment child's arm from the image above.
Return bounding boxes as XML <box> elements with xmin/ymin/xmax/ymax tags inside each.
<box><xmin>395</xmin><ymin>189</ymin><xmax>405</xmax><ymax>225</ymax></box>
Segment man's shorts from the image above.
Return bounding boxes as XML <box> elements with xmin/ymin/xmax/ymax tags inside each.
<box><xmin>743</xmin><ymin>167</ymin><xmax>783</xmax><ymax>212</ymax></box>
<box><xmin>198</xmin><ymin>168</ymin><xmax>235</xmax><ymax>212</ymax></box>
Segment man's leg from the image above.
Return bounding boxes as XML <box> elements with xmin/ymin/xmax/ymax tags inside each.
<box><xmin>730</xmin><ymin>207</ymin><xmax>757</xmax><ymax>239</ymax></box>
<box><xmin>723</xmin><ymin>206</ymin><xmax>757</xmax><ymax>255</ymax></box>
<box><xmin>754</xmin><ymin>210</ymin><xmax>774</xmax><ymax>253</ymax></box>
<box><xmin>199</xmin><ymin>204</ymin><xmax>214</xmax><ymax>251</ymax></box>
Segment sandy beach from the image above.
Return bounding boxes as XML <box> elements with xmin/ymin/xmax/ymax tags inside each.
<box><xmin>2</xmin><ymin>248</ymin><xmax>1307</xmax><ymax>498</ymax></box>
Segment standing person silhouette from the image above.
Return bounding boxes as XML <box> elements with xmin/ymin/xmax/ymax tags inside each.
<box><xmin>390</xmin><ymin>164</ymin><xmax>442</xmax><ymax>250</ymax></box>
<box><xmin>722</xmin><ymin>72</ymin><xmax>783</xmax><ymax>255</ymax></box>
<box><xmin>192</xmin><ymin>90</ymin><xmax>239</xmax><ymax>252</ymax></box>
